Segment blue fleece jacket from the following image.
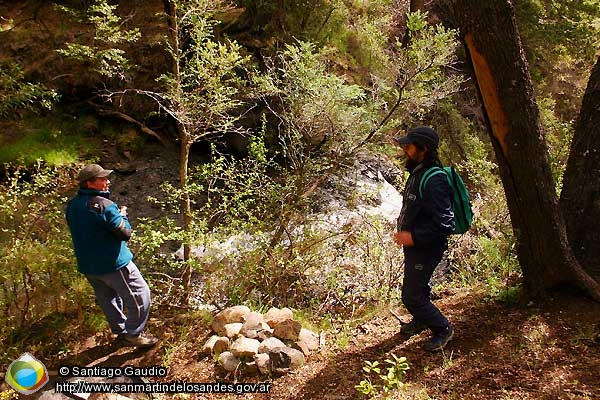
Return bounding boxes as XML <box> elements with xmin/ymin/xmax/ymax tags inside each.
<box><xmin>66</xmin><ymin>189</ymin><xmax>133</xmax><ymax>275</ymax></box>
<box><xmin>397</xmin><ymin>161</ymin><xmax>455</xmax><ymax>247</ymax></box>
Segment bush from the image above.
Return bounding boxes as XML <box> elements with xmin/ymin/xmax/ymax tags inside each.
<box><xmin>0</xmin><ymin>61</ymin><xmax>58</xmax><ymax>119</ymax></box>
<box><xmin>0</xmin><ymin>163</ymin><xmax>93</xmax><ymax>367</ymax></box>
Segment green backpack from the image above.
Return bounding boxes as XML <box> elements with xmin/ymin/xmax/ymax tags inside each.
<box><xmin>419</xmin><ymin>166</ymin><xmax>473</xmax><ymax>234</ymax></box>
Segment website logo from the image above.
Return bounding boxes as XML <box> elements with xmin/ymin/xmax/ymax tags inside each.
<box><xmin>5</xmin><ymin>353</ymin><xmax>49</xmax><ymax>395</ymax></box>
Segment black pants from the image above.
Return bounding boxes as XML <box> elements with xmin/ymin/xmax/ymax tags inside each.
<box><xmin>401</xmin><ymin>241</ymin><xmax>449</xmax><ymax>334</ymax></box>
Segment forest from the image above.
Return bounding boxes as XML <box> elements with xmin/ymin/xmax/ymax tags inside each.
<box><xmin>1</xmin><ymin>0</ymin><xmax>599</xmax><ymax>399</ymax></box>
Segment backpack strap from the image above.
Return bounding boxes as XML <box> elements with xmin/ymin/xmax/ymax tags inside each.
<box><xmin>418</xmin><ymin>167</ymin><xmax>446</xmax><ymax>199</ymax></box>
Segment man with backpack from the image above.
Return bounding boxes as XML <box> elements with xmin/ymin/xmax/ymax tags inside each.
<box><xmin>393</xmin><ymin>126</ymin><xmax>455</xmax><ymax>352</ymax></box>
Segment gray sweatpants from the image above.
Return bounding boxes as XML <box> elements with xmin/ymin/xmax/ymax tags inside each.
<box><xmin>85</xmin><ymin>261</ymin><xmax>151</xmax><ymax>337</ymax></box>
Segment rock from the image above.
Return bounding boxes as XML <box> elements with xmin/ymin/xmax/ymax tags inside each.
<box><xmin>253</xmin><ymin>353</ymin><xmax>271</xmax><ymax>375</ymax></box>
<box><xmin>299</xmin><ymin>328</ymin><xmax>320</xmax><ymax>350</ymax></box>
<box><xmin>203</xmin><ymin>336</ymin><xmax>220</xmax><ymax>353</ymax></box>
<box><xmin>244</xmin><ymin>361</ymin><xmax>259</xmax><ymax>375</ymax></box>
<box><xmin>273</xmin><ymin>319</ymin><xmax>302</xmax><ymax>341</ymax></box>
<box><xmin>223</xmin><ymin>322</ymin><xmax>243</xmax><ymax>338</ymax></box>
<box><xmin>244</xmin><ymin>329</ymin><xmax>259</xmax><ymax>339</ymax></box>
<box><xmin>230</xmin><ymin>337</ymin><xmax>260</xmax><ymax>358</ymax></box>
<box><xmin>258</xmin><ymin>337</ymin><xmax>286</xmax><ymax>353</ymax></box>
<box><xmin>218</xmin><ymin>351</ymin><xmax>240</xmax><ymax>372</ymax></box>
<box><xmin>37</xmin><ymin>391</ymin><xmax>70</xmax><ymax>399</ymax></box>
<box><xmin>257</xmin><ymin>328</ymin><xmax>275</xmax><ymax>341</ymax></box>
<box><xmin>240</xmin><ymin>311</ymin><xmax>266</xmax><ymax>336</ymax></box>
<box><xmin>320</xmin><ymin>331</ymin><xmax>327</xmax><ymax>348</ymax></box>
<box><xmin>202</xmin><ymin>335</ymin><xmax>229</xmax><ymax>355</ymax></box>
<box><xmin>211</xmin><ymin>305</ymin><xmax>250</xmax><ymax>335</ymax></box>
<box><xmin>292</xmin><ymin>340</ymin><xmax>311</xmax><ymax>357</ymax></box>
<box><xmin>269</xmin><ymin>347</ymin><xmax>305</xmax><ymax>374</ymax></box>
<box><xmin>264</xmin><ymin>307</ymin><xmax>294</xmax><ymax>328</ymax></box>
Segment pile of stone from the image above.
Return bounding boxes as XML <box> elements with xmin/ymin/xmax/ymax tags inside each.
<box><xmin>203</xmin><ymin>305</ymin><xmax>322</xmax><ymax>376</ymax></box>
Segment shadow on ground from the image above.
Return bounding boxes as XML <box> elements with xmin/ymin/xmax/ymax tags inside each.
<box><xmin>294</xmin><ymin>290</ymin><xmax>600</xmax><ymax>400</ymax></box>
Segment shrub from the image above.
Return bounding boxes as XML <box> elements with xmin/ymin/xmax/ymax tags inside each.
<box><xmin>0</xmin><ymin>62</ymin><xmax>58</xmax><ymax>119</ymax></box>
<box><xmin>0</xmin><ymin>163</ymin><xmax>96</xmax><ymax>367</ymax></box>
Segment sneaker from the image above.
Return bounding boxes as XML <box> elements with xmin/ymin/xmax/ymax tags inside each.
<box><xmin>400</xmin><ymin>319</ymin><xmax>428</xmax><ymax>337</ymax></box>
<box><xmin>424</xmin><ymin>326</ymin><xmax>454</xmax><ymax>352</ymax></box>
<box><xmin>124</xmin><ymin>332</ymin><xmax>159</xmax><ymax>348</ymax></box>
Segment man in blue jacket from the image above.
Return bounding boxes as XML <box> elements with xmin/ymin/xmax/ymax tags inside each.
<box><xmin>66</xmin><ymin>164</ymin><xmax>158</xmax><ymax>348</ymax></box>
<box><xmin>394</xmin><ymin>126</ymin><xmax>455</xmax><ymax>352</ymax></box>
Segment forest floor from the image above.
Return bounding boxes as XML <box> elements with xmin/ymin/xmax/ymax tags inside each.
<box><xmin>43</xmin><ymin>286</ymin><xmax>600</xmax><ymax>400</ymax></box>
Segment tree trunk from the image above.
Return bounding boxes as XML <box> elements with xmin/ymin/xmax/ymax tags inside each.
<box><xmin>452</xmin><ymin>0</ymin><xmax>600</xmax><ymax>300</ymax></box>
<box><xmin>179</xmin><ymin>135</ymin><xmax>193</xmax><ymax>305</ymax></box>
<box><xmin>410</xmin><ymin>0</ymin><xmax>425</xmax><ymax>12</ymax></box>
<box><xmin>164</xmin><ymin>0</ymin><xmax>194</xmax><ymax>305</ymax></box>
<box><xmin>560</xmin><ymin>56</ymin><xmax>600</xmax><ymax>281</ymax></box>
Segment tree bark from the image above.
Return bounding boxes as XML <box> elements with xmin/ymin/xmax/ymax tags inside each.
<box><xmin>165</xmin><ymin>0</ymin><xmax>194</xmax><ymax>304</ymax></box>
<box><xmin>410</xmin><ymin>0</ymin><xmax>425</xmax><ymax>12</ymax></box>
<box><xmin>560</xmin><ymin>56</ymin><xmax>600</xmax><ymax>281</ymax></box>
<box><xmin>452</xmin><ymin>0</ymin><xmax>600</xmax><ymax>300</ymax></box>
<box><xmin>179</xmin><ymin>135</ymin><xmax>193</xmax><ymax>305</ymax></box>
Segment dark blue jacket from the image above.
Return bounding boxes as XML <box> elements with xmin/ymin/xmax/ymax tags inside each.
<box><xmin>66</xmin><ymin>189</ymin><xmax>133</xmax><ymax>275</ymax></box>
<box><xmin>397</xmin><ymin>161</ymin><xmax>454</xmax><ymax>247</ymax></box>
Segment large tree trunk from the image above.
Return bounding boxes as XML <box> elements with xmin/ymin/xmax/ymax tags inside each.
<box><xmin>560</xmin><ymin>56</ymin><xmax>600</xmax><ymax>281</ymax></box>
<box><xmin>452</xmin><ymin>0</ymin><xmax>600</xmax><ymax>300</ymax></box>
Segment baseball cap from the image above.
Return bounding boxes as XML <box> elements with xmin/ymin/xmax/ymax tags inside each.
<box><xmin>77</xmin><ymin>164</ymin><xmax>113</xmax><ymax>182</ymax></box>
<box><xmin>394</xmin><ymin>126</ymin><xmax>440</xmax><ymax>150</ymax></box>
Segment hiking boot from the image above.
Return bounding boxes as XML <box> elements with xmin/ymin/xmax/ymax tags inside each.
<box><xmin>400</xmin><ymin>319</ymin><xmax>428</xmax><ymax>337</ymax></box>
<box><xmin>424</xmin><ymin>326</ymin><xmax>454</xmax><ymax>352</ymax></box>
<box><xmin>114</xmin><ymin>332</ymin><xmax>127</xmax><ymax>343</ymax></box>
<box><xmin>124</xmin><ymin>332</ymin><xmax>159</xmax><ymax>348</ymax></box>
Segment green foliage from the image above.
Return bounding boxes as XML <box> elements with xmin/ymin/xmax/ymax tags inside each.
<box><xmin>198</xmin><ymin>212</ymin><xmax>403</xmax><ymax>313</ymax></box>
<box><xmin>406</xmin><ymin>10</ymin><xmax>428</xmax><ymax>33</ymax></box>
<box><xmin>0</xmin><ymin>389</ymin><xmax>18</xmax><ymax>400</ymax></box>
<box><xmin>0</xmin><ymin>163</ymin><xmax>93</xmax><ymax>366</ymax></box>
<box><xmin>432</xmin><ymin>102</ymin><xmax>521</xmax><ymax>301</ymax></box>
<box><xmin>324</xmin><ymin>0</ymin><xmax>394</xmax><ymax>76</ymax></box>
<box><xmin>0</xmin><ymin>62</ymin><xmax>59</xmax><ymax>118</ymax></box>
<box><xmin>134</xmin><ymin>132</ymin><xmax>404</xmax><ymax>312</ymax></box>
<box><xmin>133</xmin><ymin>12</ymin><xmax>464</xmax><ymax>309</ymax></box>
<box><xmin>516</xmin><ymin>0</ymin><xmax>600</xmax><ymax>64</ymax></box>
<box><xmin>515</xmin><ymin>0</ymin><xmax>600</xmax><ymax>115</ymax></box>
<box><xmin>155</xmin><ymin>0</ymin><xmax>249</xmax><ymax>142</ymax></box>
<box><xmin>356</xmin><ymin>353</ymin><xmax>410</xmax><ymax>398</ymax></box>
<box><xmin>192</xmin><ymin>143</ymin><xmax>283</xmax><ymax>229</ymax></box>
<box><xmin>255</xmin><ymin>13</ymin><xmax>463</xmax><ymax>168</ymax></box>
<box><xmin>537</xmin><ymin>96</ymin><xmax>574</xmax><ymax>190</ymax></box>
<box><xmin>255</xmin><ymin>40</ymin><xmax>376</xmax><ymax>170</ymax></box>
<box><xmin>133</xmin><ymin>133</ymin><xmax>287</xmax><ymax>304</ymax></box>
<box><xmin>442</xmin><ymin>121</ymin><xmax>521</xmax><ymax>301</ymax></box>
<box><xmin>0</xmin><ymin>112</ymin><xmax>97</xmax><ymax>166</ymax></box>
<box><xmin>381</xmin><ymin>12</ymin><xmax>464</xmax><ymax>125</ymax></box>
<box><xmin>56</xmin><ymin>0</ymin><xmax>140</xmax><ymax>79</ymax></box>
<box><xmin>0</xmin><ymin>128</ymin><xmax>85</xmax><ymax>166</ymax></box>
<box><xmin>234</xmin><ymin>0</ymin><xmax>397</xmax><ymax>79</ymax></box>
<box><xmin>451</xmin><ymin>233</ymin><xmax>521</xmax><ymax>302</ymax></box>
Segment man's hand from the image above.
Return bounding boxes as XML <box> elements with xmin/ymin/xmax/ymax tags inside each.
<box><xmin>394</xmin><ymin>230</ymin><xmax>414</xmax><ymax>247</ymax></box>
<box><xmin>119</xmin><ymin>206</ymin><xmax>128</xmax><ymax>217</ymax></box>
